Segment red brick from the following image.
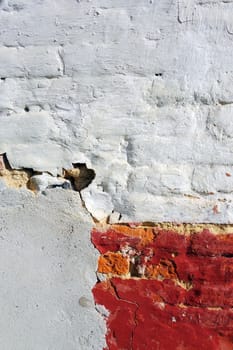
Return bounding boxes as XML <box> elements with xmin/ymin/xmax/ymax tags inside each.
<box><xmin>92</xmin><ymin>225</ymin><xmax>233</xmax><ymax>349</ymax></box>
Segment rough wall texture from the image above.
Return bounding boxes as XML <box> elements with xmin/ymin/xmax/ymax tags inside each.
<box><xmin>0</xmin><ymin>189</ymin><xmax>106</xmax><ymax>350</ymax></box>
<box><xmin>93</xmin><ymin>224</ymin><xmax>233</xmax><ymax>349</ymax></box>
<box><xmin>1</xmin><ymin>0</ymin><xmax>233</xmax><ymax>349</ymax></box>
<box><xmin>1</xmin><ymin>0</ymin><xmax>233</xmax><ymax>222</ymax></box>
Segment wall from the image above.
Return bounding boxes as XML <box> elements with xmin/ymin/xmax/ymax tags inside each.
<box><xmin>93</xmin><ymin>223</ymin><xmax>233</xmax><ymax>349</ymax></box>
<box><xmin>0</xmin><ymin>0</ymin><xmax>233</xmax><ymax>349</ymax></box>
<box><xmin>0</xmin><ymin>189</ymin><xmax>106</xmax><ymax>350</ymax></box>
<box><xmin>1</xmin><ymin>0</ymin><xmax>233</xmax><ymax>222</ymax></box>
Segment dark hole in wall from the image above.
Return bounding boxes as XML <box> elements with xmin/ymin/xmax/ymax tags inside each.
<box><xmin>64</xmin><ymin>163</ymin><xmax>96</xmax><ymax>191</ymax></box>
<box><xmin>1</xmin><ymin>153</ymin><xmax>95</xmax><ymax>193</ymax></box>
<box><xmin>130</xmin><ymin>261</ymin><xmax>141</xmax><ymax>277</ymax></box>
<box><xmin>73</xmin><ymin>163</ymin><xmax>96</xmax><ymax>190</ymax></box>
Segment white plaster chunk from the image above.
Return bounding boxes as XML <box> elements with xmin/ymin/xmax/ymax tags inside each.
<box><xmin>81</xmin><ymin>184</ymin><xmax>114</xmax><ymax>221</ymax></box>
<box><xmin>4</xmin><ymin>144</ymin><xmax>74</xmax><ymax>176</ymax></box>
<box><xmin>117</xmin><ymin>192</ymin><xmax>233</xmax><ymax>224</ymax></box>
<box><xmin>28</xmin><ymin>173</ymin><xmax>71</xmax><ymax>192</ymax></box>
<box><xmin>212</xmin><ymin>72</ymin><xmax>233</xmax><ymax>104</ymax></box>
<box><xmin>207</xmin><ymin>105</ymin><xmax>233</xmax><ymax>140</ymax></box>
<box><xmin>0</xmin><ymin>112</ymin><xmax>58</xmax><ymax>144</ymax></box>
<box><xmin>0</xmin><ymin>77</ymin><xmax>79</xmax><ymax>111</ymax></box>
<box><xmin>124</xmin><ymin>135</ymin><xmax>194</xmax><ymax>167</ymax></box>
<box><xmin>64</xmin><ymin>39</ymin><xmax>162</xmax><ymax>77</ymax></box>
<box><xmin>0</xmin><ymin>46</ymin><xmax>62</xmax><ymax>78</ymax></box>
<box><xmin>127</xmin><ymin>165</ymin><xmax>193</xmax><ymax>196</ymax></box>
<box><xmin>145</xmin><ymin>79</ymin><xmax>193</xmax><ymax>107</ymax></box>
<box><xmin>192</xmin><ymin>165</ymin><xmax>233</xmax><ymax>194</ymax></box>
<box><xmin>193</xmin><ymin>133</ymin><xmax>233</xmax><ymax>165</ymax></box>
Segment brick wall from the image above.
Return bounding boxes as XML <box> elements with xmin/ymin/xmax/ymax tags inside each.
<box><xmin>0</xmin><ymin>0</ymin><xmax>233</xmax><ymax>222</ymax></box>
<box><xmin>1</xmin><ymin>1</ymin><xmax>233</xmax><ymax>349</ymax></box>
<box><xmin>92</xmin><ymin>223</ymin><xmax>233</xmax><ymax>349</ymax></box>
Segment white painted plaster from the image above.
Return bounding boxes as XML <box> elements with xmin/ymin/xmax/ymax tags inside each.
<box><xmin>0</xmin><ymin>1</ymin><xmax>233</xmax><ymax>347</ymax></box>
<box><xmin>1</xmin><ymin>0</ymin><xmax>232</xmax><ymax>222</ymax></box>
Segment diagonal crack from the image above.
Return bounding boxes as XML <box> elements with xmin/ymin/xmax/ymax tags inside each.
<box><xmin>78</xmin><ymin>190</ymin><xmax>97</xmax><ymax>223</ymax></box>
<box><xmin>58</xmin><ymin>47</ymin><xmax>65</xmax><ymax>75</ymax></box>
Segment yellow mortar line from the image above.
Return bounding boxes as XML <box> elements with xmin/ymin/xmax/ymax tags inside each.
<box><xmin>95</xmin><ymin>222</ymin><xmax>233</xmax><ymax>235</ymax></box>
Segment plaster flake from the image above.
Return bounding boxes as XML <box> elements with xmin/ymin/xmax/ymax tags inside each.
<box><xmin>82</xmin><ymin>185</ymin><xmax>114</xmax><ymax>221</ymax></box>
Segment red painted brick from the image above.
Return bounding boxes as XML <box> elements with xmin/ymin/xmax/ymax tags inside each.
<box><xmin>92</xmin><ymin>225</ymin><xmax>233</xmax><ymax>349</ymax></box>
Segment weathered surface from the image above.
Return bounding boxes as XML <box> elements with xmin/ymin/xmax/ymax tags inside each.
<box><xmin>1</xmin><ymin>1</ymin><xmax>233</xmax><ymax>348</ymax></box>
<box><xmin>0</xmin><ymin>189</ymin><xmax>106</xmax><ymax>350</ymax></box>
<box><xmin>0</xmin><ymin>1</ymin><xmax>233</xmax><ymax>221</ymax></box>
<box><xmin>92</xmin><ymin>224</ymin><xmax>233</xmax><ymax>349</ymax></box>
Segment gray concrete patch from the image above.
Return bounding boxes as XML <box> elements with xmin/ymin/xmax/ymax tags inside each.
<box><xmin>0</xmin><ymin>189</ymin><xmax>106</xmax><ymax>350</ymax></box>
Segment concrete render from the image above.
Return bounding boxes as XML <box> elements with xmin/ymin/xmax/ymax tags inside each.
<box><xmin>0</xmin><ymin>188</ymin><xmax>106</xmax><ymax>350</ymax></box>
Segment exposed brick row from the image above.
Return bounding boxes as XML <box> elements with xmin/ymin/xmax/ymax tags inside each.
<box><xmin>92</xmin><ymin>224</ymin><xmax>233</xmax><ymax>349</ymax></box>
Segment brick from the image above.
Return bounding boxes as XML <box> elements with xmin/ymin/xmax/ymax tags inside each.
<box><xmin>98</xmin><ymin>252</ymin><xmax>129</xmax><ymax>275</ymax></box>
<box><xmin>92</xmin><ymin>224</ymin><xmax>233</xmax><ymax>350</ymax></box>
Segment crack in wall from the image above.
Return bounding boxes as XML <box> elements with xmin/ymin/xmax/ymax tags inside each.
<box><xmin>0</xmin><ymin>153</ymin><xmax>95</xmax><ymax>191</ymax></box>
<box><xmin>92</xmin><ymin>224</ymin><xmax>233</xmax><ymax>349</ymax></box>
<box><xmin>57</xmin><ymin>47</ymin><xmax>65</xmax><ymax>75</ymax></box>
<box><xmin>109</xmin><ymin>279</ymin><xmax>139</xmax><ymax>350</ymax></box>
<box><xmin>79</xmin><ymin>190</ymin><xmax>98</xmax><ymax>223</ymax></box>
<box><xmin>0</xmin><ymin>152</ymin><xmax>99</xmax><ymax>220</ymax></box>
<box><xmin>0</xmin><ymin>153</ymin><xmax>120</xmax><ymax>225</ymax></box>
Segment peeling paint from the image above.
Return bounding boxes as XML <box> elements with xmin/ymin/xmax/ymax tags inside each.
<box><xmin>0</xmin><ymin>153</ymin><xmax>33</xmax><ymax>188</ymax></box>
<box><xmin>0</xmin><ymin>153</ymin><xmax>96</xmax><ymax>197</ymax></box>
<box><xmin>92</xmin><ymin>224</ymin><xmax>233</xmax><ymax>349</ymax></box>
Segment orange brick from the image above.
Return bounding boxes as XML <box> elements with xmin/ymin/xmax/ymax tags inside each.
<box><xmin>145</xmin><ymin>259</ymin><xmax>177</xmax><ymax>280</ymax></box>
<box><xmin>98</xmin><ymin>252</ymin><xmax>129</xmax><ymax>275</ymax></box>
<box><xmin>111</xmin><ymin>225</ymin><xmax>154</xmax><ymax>246</ymax></box>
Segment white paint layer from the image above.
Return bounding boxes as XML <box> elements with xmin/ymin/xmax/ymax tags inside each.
<box><xmin>1</xmin><ymin>0</ymin><xmax>232</xmax><ymax>223</ymax></box>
